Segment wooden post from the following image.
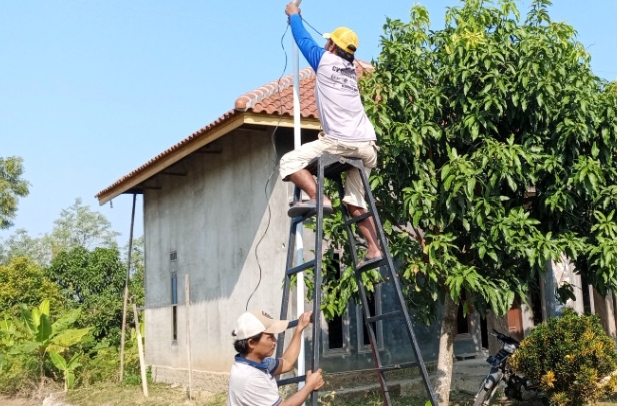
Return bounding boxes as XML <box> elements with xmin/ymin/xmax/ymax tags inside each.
<box><xmin>119</xmin><ymin>194</ymin><xmax>137</xmax><ymax>382</ymax></box>
<box><xmin>132</xmin><ymin>303</ymin><xmax>149</xmax><ymax>397</ymax></box>
<box><xmin>185</xmin><ymin>274</ymin><xmax>193</xmax><ymax>400</ymax></box>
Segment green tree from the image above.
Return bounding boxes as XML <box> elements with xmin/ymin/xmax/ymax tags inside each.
<box><xmin>1</xmin><ymin>197</ymin><xmax>121</xmax><ymax>266</ymax></box>
<box><xmin>49</xmin><ymin>197</ymin><xmax>120</xmax><ymax>256</ymax></box>
<box><xmin>318</xmin><ymin>0</ymin><xmax>617</xmax><ymax>403</ymax></box>
<box><xmin>0</xmin><ymin>156</ymin><xmax>29</xmax><ymax>230</ymax></box>
<box><xmin>46</xmin><ymin>246</ymin><xmax>125</xmax><ymax>344</ymax></box>
<box><xmin>0</xmin><ymin>229</ymin><xmax>53</xmax><ymax>266</ymax></box>
<box><xmin>0</xmin><ymin>257</ymin><xmax>63</xmax><ymax>316</ymax></box>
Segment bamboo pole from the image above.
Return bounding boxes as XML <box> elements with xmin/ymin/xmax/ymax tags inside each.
<box><xmin>185</xmin><ymin>274</ymin><xmax>193</xmax><ymax>400</ymax></box>
<box><xmin>119</xmin><ymin>193</ymin><xmax>137</xmax><ymax>382</ymax></box>
<box><xmin>133</xmin><ymin>303</ymin><xmax>149</xmax><ymax>397</ymax></box>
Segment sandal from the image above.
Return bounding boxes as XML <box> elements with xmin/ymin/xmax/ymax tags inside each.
<box><xmin>287</xmin><ymin>199</ymin><xmax>334</xmax><ymax>218</ymax></box>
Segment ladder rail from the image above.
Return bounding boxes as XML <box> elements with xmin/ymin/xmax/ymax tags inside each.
<box><xmin>308</xmin><ymin>158</ymin><xmax>327</xmax><ymax>406</ymax></box>
<box><xmin>334</xmin><ymin>174</ymin><xmax>392</xmax><ymax>404</ymax></box>
<box><xmin>356</xmin><ymin>158</ymin><xmax>438</xmax><ymax>405</ymax></box>
<box><xmin>276</xmin><ymin>186</ymin><xmax>304</xmax><ymax>361</ymax></box>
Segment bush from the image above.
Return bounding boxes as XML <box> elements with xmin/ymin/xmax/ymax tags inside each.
<box><xmin>509</xmin><ymin>308</ymin><xmax>617</xmax><ymax>406</ymax></box>
<box><xmin>78</xmin><ymin>337</ymin><xmax>142</xmax><ymax>387</ymax></box>
<box><xmin>0</xmin><ymin>353</ymin><xmax>40</xmax><ymax>396</ymax></box>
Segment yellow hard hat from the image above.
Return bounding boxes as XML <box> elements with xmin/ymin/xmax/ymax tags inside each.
<box><xmin>323</xmin><ymin>27</ymin><xmax>358</xmax><ymax>55</ymax></box>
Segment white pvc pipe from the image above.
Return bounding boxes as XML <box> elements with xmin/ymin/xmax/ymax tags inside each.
<box><xmin>292</xmin><ymin>0</ymin><xmax>305</xmax><ymax>390</ymax></box>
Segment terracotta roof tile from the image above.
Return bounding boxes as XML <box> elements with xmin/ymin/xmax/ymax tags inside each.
<box><xmin>234</xmin><ymin>60</ymin><xmax>373</xmax><ymax>119</ymax></box>
<box><xmin>235</xmin><ymin>67</ymin><xmax>318</xmax><ymax>118</ymax></box>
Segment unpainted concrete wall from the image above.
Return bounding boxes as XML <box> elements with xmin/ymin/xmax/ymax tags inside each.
<box><xmin>143</xmin><ymin>129</ymin><xmax>292</xmax><ymax>373</ymax></box>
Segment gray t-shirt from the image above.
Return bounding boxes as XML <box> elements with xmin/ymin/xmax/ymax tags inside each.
<box><xmin>315</xmin><ymin>52</ymin><xmax>377</xmax><ymax>143</ymax></box>
<box><xmin>227</xmin><ymin>357</ymin><xmax>281</xmax><ymax>406</ymax></box>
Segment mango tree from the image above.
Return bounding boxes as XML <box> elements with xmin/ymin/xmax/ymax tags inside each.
<box><xmin>318</xmin><ymin>0</ymin><xmax>617</xmax><ymax>404</ymax></box>
<box><xmin>46</xmin><ymin>246</ymin><xmax>125</xmax><ymax>344</ymax></box>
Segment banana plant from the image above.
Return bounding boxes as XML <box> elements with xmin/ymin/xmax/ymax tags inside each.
<box><xmin>10</xmin><ymin>299</ymin><xmax>91</xmax><ymax>387</ymax></box>
<box><xmin>0</xmin><ymin>316</ymin><xmax>21</xmax><ymax>348</ymax></box>
<box><xmin>49</xmin><ymin>351</ymin><xmax>81</xmax><ymax>392</ymax></box>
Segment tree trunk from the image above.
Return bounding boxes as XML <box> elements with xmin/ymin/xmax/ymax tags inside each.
<box><xmin>434</xmin><ymin>293</ymin><xmax>458</xmax><ymax>406</ymax></box>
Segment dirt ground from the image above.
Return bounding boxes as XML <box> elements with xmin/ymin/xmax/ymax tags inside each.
<box><xmin>0</xmin><ymin>395</ymin><xmax>40</xmax><ymax>406</ymax></box>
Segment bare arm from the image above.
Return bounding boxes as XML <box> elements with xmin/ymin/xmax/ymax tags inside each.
<box><xmin>274</xmin><ymin>311</ymin><xmax>312</xmax><ymax>375</ymax></box>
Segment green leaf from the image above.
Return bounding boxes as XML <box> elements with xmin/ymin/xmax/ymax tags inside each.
<box><xmin>49</xmin><ymin>351</ymin><xmax>67</xmax><ymax>371</ymax></box>
<box><xmin>67</xmin><ymin>353</ymin><xmax>81</xmax><ymax>370</ymax></box>
<box><xmin>37</xmin><ymin>314</ymin><xmax>52</xmax><ymax>343</ymax></box>
<box><xmin>38</xmin><ymin>299</ymin><xmax>50</xmax><ymax>317</ymax></box>
<box><xmin>51</xmin><ymin>328</ymin><xmax>91</xmax><ymax>348</ymax></box>
<box><xmin>51</xmin><ymin>308</ymin><xmax>81</xmax><ymax>336</ymax></box>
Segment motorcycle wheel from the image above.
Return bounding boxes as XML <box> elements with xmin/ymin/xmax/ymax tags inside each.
<box><xmin>472</xmin><ymin>382</ymin><xmax>499</xmax><ymax>406</ymax></box>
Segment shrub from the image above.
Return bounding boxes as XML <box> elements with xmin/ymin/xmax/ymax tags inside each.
<box><xmin>509</xmin><ymin>308</ymin><xmax>617</xmax><ymax>405</ymax></box>
<box><xmin>78</xmin><ymin>336</ymin><xmax>142</xmax><ymax>387</ymax></box>
<box><xmin>0</xmin><ymin>352</ymin><xmax>40</xmax><ymax>396</ymax></box>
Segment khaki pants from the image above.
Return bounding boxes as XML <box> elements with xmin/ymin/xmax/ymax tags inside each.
<box><xmin>280</xmin><ymin>132</ymin><xmax>378</xmax><ymax>209</ymax></box>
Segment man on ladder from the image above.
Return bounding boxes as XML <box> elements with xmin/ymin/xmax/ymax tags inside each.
<box><xmin>279</xmin><ymin>1</ymin><xmax>382</xmax><ymax>270</ymax></box>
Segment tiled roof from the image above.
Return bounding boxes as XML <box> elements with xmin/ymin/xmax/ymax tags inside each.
<box><xmin>96</xmin><ymin>60</ymin><xmax>374</xmax><ymax>202</ymax></box>
<box><xmin>234</xmin><ymin>59</ymin><xmax>374</xmax><ymax>118</ymax></box>
<box><xmin>235</xmin><ymin>67</ymin><xmax>317</xmax><ymax>118</ymax></box>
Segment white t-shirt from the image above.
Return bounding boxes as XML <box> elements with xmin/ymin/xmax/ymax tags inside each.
<box><xmin>228</xmin><ymin>357</ymin><xmax>282</xmax><ymax>406</ymax></box>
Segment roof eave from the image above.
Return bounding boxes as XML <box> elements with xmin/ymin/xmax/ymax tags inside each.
<box><xmin>96</xmin><ymin>111</ymin><xmax>320</xmax><ymax>206</ymax></box>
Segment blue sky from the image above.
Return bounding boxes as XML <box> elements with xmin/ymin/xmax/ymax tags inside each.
<box><xmin>1</xmin><ymin>0</ymin><xmax>616</xmax><ymax>245</ymax></box>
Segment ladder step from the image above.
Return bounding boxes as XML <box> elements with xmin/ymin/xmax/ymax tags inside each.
<box><xmin>356</xmin><ymin>257</ymin><xmax>387</xmax><ymax>273</ymax></box>
<box><xmin>344</xmin><ymin>211</ymin><xmax>373</xmax><ymax>226</ymax></box>
<box><xmin>377</xmin><ymin>362</ymin><xmax>421</xmax><ymax>373</ymax></box>
<box><xmin>277</xmin><ymin>375</ymin><xmax>306</xmax><ymax>386</ymax></box>
<box><xmin>366</xmin><ymin>310</ymin><xmax>401</xmax><ymax>324</ymax></box>
<box><xmin>286</xmin><ymin>259</ymin><xmax>316</xmax><ymax>276</ymax></box>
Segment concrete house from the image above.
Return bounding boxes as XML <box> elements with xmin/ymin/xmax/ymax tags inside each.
<box><xmin>96</xmin><ymin>65</ymin><xmax>617</xmax><ymax>392</ymax></box>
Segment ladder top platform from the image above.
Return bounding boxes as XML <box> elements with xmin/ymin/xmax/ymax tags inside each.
<box><xmin>305</xmin><ymin>154</ymin><xmax>365</xmax><ymax>178</ymax></box>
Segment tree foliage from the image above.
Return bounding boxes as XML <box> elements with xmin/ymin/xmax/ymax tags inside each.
<box><xmin>0</xmin><ymin>257</ymin><xmax>63</xmax><ymax>316</ymax></box>
<box><xmin>320</xmin><ymin>0</ymin><xmax>617</xmax><ymax>320</ymax></box>
<box><xmin>49</xmin><ymin>197</ymin><xmax>120</xmax><ymax>255</ymax></box>
<box><xmin>1</xmin><ymin>197</ymin><xmax>121</xmax><ymax>266</ymax></box>
<box><xmin>46</xmin><ymin>246</ymin><xmax>125</xmax><ymax>344</ymax></box>
<box><xmin>0</xmin><ymin>229</ymin><xmax>53</xmax><ymax>267</ymax></box>
<box><xmin>0</xmin><ymin>157</ymin><xmax>29</xmax><ymax>230</ymax></box>
<box><xmin>315</xmin><ymin>1</ymin><xmax>617</xmax><ymax>402</ymax></box>
<box><xmin>125</xmin><ymin>236</ymin><xmax>145</xmax><ymax>308</ymax></box>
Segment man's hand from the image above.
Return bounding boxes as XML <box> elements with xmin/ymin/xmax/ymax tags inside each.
<box><xmin>296</xmin><ymin>311</ymin><xmax>312</xmax><ymax>331</ymax></box>
<box><xmin>305</xmin><ymin>369</ymin><xmax>325</xmax><ymax>391</ymax></box>
<box><xmin>285</xmin><ymin>2</ymin><xmax>300</xmax><ymax>16</ymax></box>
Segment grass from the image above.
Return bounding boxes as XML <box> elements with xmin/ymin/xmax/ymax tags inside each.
<box><xmin>3</xmin><ymin>383</ymin><xmax>616</xmax><ymax>405</ymax></box>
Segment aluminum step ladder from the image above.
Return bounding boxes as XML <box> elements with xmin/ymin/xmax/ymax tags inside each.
<box><xmin>275</xmin><ymin>153</ymin><xmax>437</xmax><ymax>406</ymax></box>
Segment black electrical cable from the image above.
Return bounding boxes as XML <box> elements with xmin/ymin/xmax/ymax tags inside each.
<box><xmin>245</xmin><ymin>24</ymin><xmax>291</xmax><ymax>310</ymax></box>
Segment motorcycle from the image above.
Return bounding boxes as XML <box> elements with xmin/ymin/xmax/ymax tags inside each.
<box><xmin>473</xmin><ymin>329</ymin><xmax>547</xmax><ymax>406</ymax></box>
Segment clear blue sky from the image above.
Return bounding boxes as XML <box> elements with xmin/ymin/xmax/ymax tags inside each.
<box><xmin>1</xmin><ymin>0</ymin><xmax>616</xmax><ymax>245</ymax></box>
